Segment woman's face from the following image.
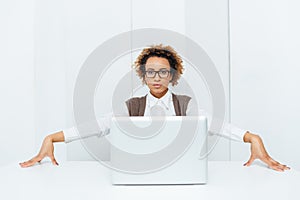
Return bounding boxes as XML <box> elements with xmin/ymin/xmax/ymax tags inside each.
<box><xmin>144</xmin><ymin>56</ymin><xmax>173</xmax><ymax>98</ymax></box>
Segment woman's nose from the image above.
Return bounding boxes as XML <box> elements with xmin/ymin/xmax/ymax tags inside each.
<box><xmin>153</xmin><ymin>72</ymin><xmax>160</xmax><ymax>80</ymax></box>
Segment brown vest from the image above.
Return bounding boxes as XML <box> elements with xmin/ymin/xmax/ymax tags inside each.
<box><xmin>125</xmin><ymin>93</ymin><xmax>191</xmax><ymax>116</ymax></box>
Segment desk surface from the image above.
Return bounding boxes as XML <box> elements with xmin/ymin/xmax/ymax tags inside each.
<box><xmin>1</xmin><ymin>161</ymin><xmax>299</xmax><ymax>200</ymax></box>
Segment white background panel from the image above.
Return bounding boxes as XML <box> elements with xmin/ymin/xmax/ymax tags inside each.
<box><xmin>1</xmin><ymin>0</ymin><xmax>299</xmax><ymax>169</ymax></box>
<box><xmin>230</xmin><ymin>0</ymin><xmax>300</xmax><ymax>169</ymax></box>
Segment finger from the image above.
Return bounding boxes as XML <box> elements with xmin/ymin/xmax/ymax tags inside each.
<box><xmin>19</xmin><ymin>159</ymin><xmax>34</xmax><ymax>167</ymax></box>
<box><xmin>49</xmin><ymin>155</ymin><xmax>59</xmax><ymax>166</ymax></box>
<box><xmin>267</xmin><ymin>158</ymin><xmax>290</xmax><ymax>171</ymax></box>
<box><xmin>276</xmin><ymin>163</ymin><xmax>286</xmax><ymax>171</ymax></box>
<box><xmin>274</xmin><ymin>163</ymin><xmax>290</xmax><ymax>171</ymax></box>
<box><xmin>284</xmin><ymin>165</ymin><xmax>291</xmax><ymax>170</ymax></box>
<box><xmin>267</xmin><ymin>159</ymin><xmax>289</xmax><ymax>172</ymax></box>
<box><xmin>259</xmin><ymin>155</ymin><xmax>277</xmax><ymax>168</ymax></box>
<box><xmin>19</xmin><ymin>154</ymin><xmax>45</xmax><ymax>167</ymax></box>
<box><xmin>19</xmin><ymin>157</ymin><xmax>40</xmax><ymax>168</ymax></box>
<box><xmin>244</xmin><ymin>155</ymin><xmax>255</xmax><ymax>166</ymax></box>
<box><xmin>268</xmin><ymin>163</ymin><xmax>284</xmax><ymax>172</ymax></box>
<box><xmin>269</xmin><ymin>158</ymin><xmax>280</xmax><ymax>165</ymax></box>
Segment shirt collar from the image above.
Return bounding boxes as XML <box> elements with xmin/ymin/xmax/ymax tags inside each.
<box><xmin>147</xmin><ymin>89</ymin><xmax>172</xmax><ymax>110</ymax></box>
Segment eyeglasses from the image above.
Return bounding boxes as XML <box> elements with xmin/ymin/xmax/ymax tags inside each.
<box><xmin>145</xmin><ymin>69</ymin><xmax>170</xmax><ymax>78</ymax></box>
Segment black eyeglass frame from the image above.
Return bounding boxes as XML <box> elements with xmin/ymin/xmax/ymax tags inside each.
<box><xmin>144</xmin><ymin>69</ymin><xmax>171</xmax><ymax>78</ymax></box>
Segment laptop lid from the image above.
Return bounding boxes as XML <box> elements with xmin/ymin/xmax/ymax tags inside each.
<box><xmin>109</xmin><ymin>116</ymin><xmax>208</xmax><ymax>185</ymax></box>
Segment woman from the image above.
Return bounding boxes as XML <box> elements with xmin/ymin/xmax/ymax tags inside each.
<box><xmin>20</xmin><ymin>44</ymin><xmax>289</xmax><ymax>171</ymax></box>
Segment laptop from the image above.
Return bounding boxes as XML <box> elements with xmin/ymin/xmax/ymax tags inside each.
<box><xmin>109</xmin><ymin>116</ymin><xmax>207</xmax><ymax>185</ymax></box>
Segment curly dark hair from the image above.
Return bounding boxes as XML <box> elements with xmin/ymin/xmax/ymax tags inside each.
<box><xmin>134</xmin><ymin>44</ymin><xmax>184</xmax><ymax>86</ymax></box>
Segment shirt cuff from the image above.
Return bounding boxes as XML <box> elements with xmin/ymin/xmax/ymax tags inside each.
<box><xmin>63</xmin><ymin>127</ymin><xmax>80</xmax><ymax>143</ymax></box>
<box><xmin>63</xmin><ymin>116</ymin><xmax>112</xmax><ymax>143</ymax></box>
<box><xmin>223</xmin><ymin>123</ymin><xmax>247</xmax><ymax>142</ymax></box>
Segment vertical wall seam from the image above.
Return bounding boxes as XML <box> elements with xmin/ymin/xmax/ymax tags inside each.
<box><xmin>227</xmin><ymin>0</ymin><xmax>232</xmax><ymax>161</ymax></box>
<box><xmin>130</xmin><ymin>0</ymin><xmax>134</xmax><ymax>96</ymax></box>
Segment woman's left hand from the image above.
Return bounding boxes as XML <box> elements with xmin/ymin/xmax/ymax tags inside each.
<box><xmin>243</xmin><ymin>132</ymin><xmax>290</xmax><ymax>172</ymax></box>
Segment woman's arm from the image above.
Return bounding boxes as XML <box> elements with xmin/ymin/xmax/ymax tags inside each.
<box><xmin>19</xmin><ymin>131</ymin><xmax>64</xmax><ymax>168</ymax></box>
<box><xmin>19</xmin><ymin>113</ymin><xmax>117</xmax><ymax>168</ymax></box>
<box><xmin>243</xmin><ymin>131</ymin><xmax>290</xmax><ymax>171</ymax></box>
<box><xmin>186</xmin><ymin>99</ymin><xmax>290</xmax><ymax>171</ymax></box>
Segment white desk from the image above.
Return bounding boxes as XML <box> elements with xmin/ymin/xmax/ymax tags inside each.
<box><xmin>1</xmin><ymin>161</ymin><xmax>299</xmax><ymax>200</ymax></box>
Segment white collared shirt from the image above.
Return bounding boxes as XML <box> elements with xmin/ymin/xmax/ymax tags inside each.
<box><xmin>144</xmin><ymin>90</ymin><xmax>175</xmax><ymax>116</ymax></box>
<box><xmin>63</xmin><ymin>91</ymin><xmax>247</xmax><ymax>143</ymax></box>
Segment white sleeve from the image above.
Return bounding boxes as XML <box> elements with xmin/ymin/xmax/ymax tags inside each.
<box><xmin>186</xmin><ymin>98</ymin><xmax>247</xmax><ymax>142</ymax></box>
<box><xmin>63</xmin><ymin>103</ymin><xmax>129</xmax><ymax>143</ymax></box>
<box><xmin>63</xmin><ymin>126</ymin><xmax>79</xmax><ymax>143</ymax></box>
<box><xmin>63</xmin><ymin>114</ymin><xmax>112</xmax><ymax>143</ymax></box>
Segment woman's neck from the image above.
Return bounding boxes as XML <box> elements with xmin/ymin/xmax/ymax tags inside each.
<box><xmin>150</xmin><ymin>88</ymin><xmax>168</xmax><ymax>99</ymax></box>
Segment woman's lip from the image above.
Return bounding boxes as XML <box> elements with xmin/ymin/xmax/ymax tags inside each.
<box><xmin>153</xmin><ymin>84</ymin><xmax>161</xmax><ymax>88</ymax></box>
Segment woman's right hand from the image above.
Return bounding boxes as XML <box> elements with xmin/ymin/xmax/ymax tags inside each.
<box><xmin>19</xmin><ymin>131</ymin><xmax>64</xmax><ymax>168</ymax></box>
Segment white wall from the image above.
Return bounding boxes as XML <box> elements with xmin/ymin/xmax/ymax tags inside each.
<box><xmin>0</xmin><ymin>0</ymin><xmax>36</xmax><ymax>166</ymax></box>
<box><xmin>186</xmin><ymin>0</ymin><xmax>231</xmax><ymax>161</ymax></box>
<box><xmin>2</xmin><ymin>0</ymin><xmax>298</xmax><ymax>168</ymax></box>
<box><xmin>63</xmin><ymin>0</ymin><xmax>132</xmax><ymax>161</ymax></box>
<box><xmin>230</xmin><ymin>0</ymin><xmax>300</xmax><ymax>170</ymax></box>
<box><xmin>64</xmin><ymin>0</ymin><xmax>232</xmax><ymax>161</ymax></box>
<box><xmin>34</xmin><ymin>0</ymin><xmax>68</xmax><ymax>164</ymax></box>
